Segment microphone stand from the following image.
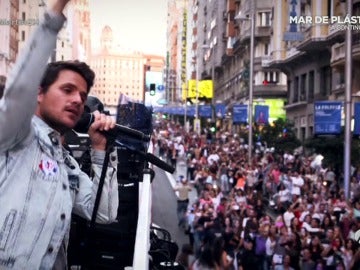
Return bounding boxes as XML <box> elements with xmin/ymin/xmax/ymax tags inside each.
<box><xmin>80</xmin><ymin>136</ymin><xmax>116</xmax><ymax>269</ymax></box>
<box><xmin>78</xmin><ymin>136</ymin><xmax>175</xmax><ymax>269</ymax></box>
<box><xmin>114</xmin><ymin>139</ymin><xmax>176</xmax><ymax>175</ymax></box>
<box><xmin>113</xmin><ymin>139</ymin><xmax>178</xmax><ymax>269</ymax></box>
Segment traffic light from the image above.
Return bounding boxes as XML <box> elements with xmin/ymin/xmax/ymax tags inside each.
<box><xmin>150</xmin><ymin>83</ymin><xmax>156</xmax><ymax>96</ymax></box>
<box><xmin>209</xmin><ymin>122</ymin><xmax>216</xmax><ymax>133</ymax></box>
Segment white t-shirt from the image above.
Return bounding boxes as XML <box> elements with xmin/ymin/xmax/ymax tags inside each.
<box><xmin>291</xmin><ymin>176</ymin><xmax>304</xmax><ymax>195</ymax></box>
<box><xmin>207</xmin><ymin>153</ymin><xmax>220</xmax><ymax>165</ymax></box>
<box><xmin>283</xmin><ymin>211</ymin><xmax>295</xmax><ymax>228</ymax></box>
<box><xmin>176</xmin><ymin>143</ymin><xmax>185</xmax><ymax>158</ymax></box>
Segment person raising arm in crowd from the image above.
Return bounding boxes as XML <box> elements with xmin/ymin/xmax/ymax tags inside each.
<box><xmin>0</xmin><ymin>0</ymin><xmax>119</xmax><ymax>269</ymax></box>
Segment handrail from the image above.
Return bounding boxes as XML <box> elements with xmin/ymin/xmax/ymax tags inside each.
<box><xmin>132</xmin><ymin>172</ymin><xmax>152</xmax><ymax>269</ymax></box>
<box><xmin>131</xmin><ymin>143</ymin><xmax>153</xmax><ymax>269</ymax></box>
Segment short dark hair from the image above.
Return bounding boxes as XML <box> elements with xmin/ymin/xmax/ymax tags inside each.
<box><xmin>40</xmin><ymin>60</ymin><xmax>95</xmax><ymax>93</ymax></box>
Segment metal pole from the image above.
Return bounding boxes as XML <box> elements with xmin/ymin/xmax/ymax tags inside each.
<box><xmin>211</xmin><ymin>51</ymin><xmax>215</xmax><ymax>122</ymax></box>
<box><xmin>184</xmin><ymin>86</ymin><xmax>188</xmax><ymax>131</ymax></box>
<box><xmin>195</xmin><ymin>59</ymin><xmax>200</xmax><ymax>134</ymax></box>
<box><xmin>248</xmin><ymin>5</ymin><xmax>255</xmax><ymax>164</ymax></box>
<box><xmin>344</xmin><ymin>0</ymin><xmax>352</xmax><ymax>200</ymax></box>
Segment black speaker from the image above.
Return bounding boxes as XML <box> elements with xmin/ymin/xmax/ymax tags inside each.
<box><xmin>67</xmin><ymin>98</ymin><xmax>152</xmax><ymax>269</ymax></box>
<box><xmin>67</xmin><ymin>146</ymin><xmax>145</xmax><ymax>269</ymax></box>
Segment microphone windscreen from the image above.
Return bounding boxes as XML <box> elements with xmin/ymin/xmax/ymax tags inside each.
<box><xmin>74</xmin><ymin>113</ymin><xmax>93</xmax><ymax>133</ymax></box>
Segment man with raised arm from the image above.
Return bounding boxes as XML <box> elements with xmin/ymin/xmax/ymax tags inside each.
<box><xmin>0</xmin><ymin>0</ymin><xmax>119</xmax><ymax>269</ymax></box>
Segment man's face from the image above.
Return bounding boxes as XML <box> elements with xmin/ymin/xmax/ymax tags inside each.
<box><xmin>36</xmin><ymin>70</ymin><xmax>88</xmax><ymax>133</ymax></box>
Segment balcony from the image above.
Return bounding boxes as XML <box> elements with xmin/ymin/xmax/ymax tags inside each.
<box><xmin>267</xmin><ymin>47</ymin><xmax>306</xmax><ymax>69</ymax></box>
<box><xmin>240</xmin><ymin>22</ymin><xmax>271</xmax><ymax>41</ymax></box>
<box><xmin>327</xmin><ymin>23</ymin><xmax>346</xmax><ymax>41</ymax></box>
<box><xmin>331</xmin><ymin>32</ymin><xmax>360</xmax><ymax>67</ymax></box>
<box><xmin>255</xmin><ymin>26</ymin><xmax>271</xmax><ymax>38</ymax></box>
<box><xmin>226</xmin><ymin>21</ymin><xmax>236</xmax><ymax>37</ymax></box>
<box><xmin>254</xmin><ymin>83</ymin><xmax>287</xmax><ymax>97</ymax></box>
<box><xmin>330</xmin><ymin>42</ymin><xmax>345</xmax><ymax>66</ymax></box>
<box><xmin>221</xmin><ymin>53</ymin><xmax>232</xmax><ymax>65</ymax></box>
<box><xmin>240</xmin><ymin>26</ymin><xmax>251</xmax><ymax>42</ymax></box>
<box><xmin>264</xmin><ymin>50</ymin><xmax>288</xmax><ymax>69</ymax></box>
<box><xmin>222</xmin><ymin>33</ymin><xmax>228</xmax><ymax>41</ymax></box>
<box><xmin>285</xmin><ymin>47</ymin><xmax>304</xmax><ymax>61</ymax></box>
<box><xmin>223</xmin><ymin>11</ymin><xmax>228</xmax><ymax>21</ymax></box>
<box><xmin>284</xmin><ymin>100</ymin><xmax>308</xmax><ymax>110</ymax></box>
<box><xmin>332</xmin><ymin>82</ymin><xmax>345</xmax><ymax>95</ymax></box>
<box><xmin>261</xmin><ymin>55</ymin><xmax>272</xmax><ymax>67</ymax></box>
<box><xmin>296</xmin><ymin>25</ymin><xmax>329</xmax><ymax>51</ymax></box>
<box><xmin>233</xmin><ymin>38</ymin><xmax>241</xmax><ymax>52</ymax></box>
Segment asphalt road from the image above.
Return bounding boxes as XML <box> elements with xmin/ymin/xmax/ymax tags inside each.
<box><xmin>151</xmin><ymin>161</ymin><xmax>195</xmax><ymax>254</ymax></box>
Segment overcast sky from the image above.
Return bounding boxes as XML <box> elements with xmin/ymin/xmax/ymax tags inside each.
<box><xmin>89</xmin><ymin>1</ymin><xmax>168</xmax><ymax>56</ymax></box>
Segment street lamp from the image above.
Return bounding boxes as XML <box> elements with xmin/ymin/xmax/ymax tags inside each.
<box><xmin>235</xmin><ymin>4</ymin><xmax>255</xmax><ymax>164</ymax></box>
<box><xmin>344</xmin><ymin>0</ymin><xmax>352</xmax><ymax>200</ymax></box>
<box><xmin>194</xmin><ymin>44</ymin><xmax>210</xmax><ymax>134</ymax></box>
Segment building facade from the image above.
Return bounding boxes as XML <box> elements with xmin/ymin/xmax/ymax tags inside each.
<box><xmin>267</xmin><ymin>0</ymin><xmax>360</xmax><ymax>141</ymax></box>
<box><xmin>69</xmin><ymin>0</ymin><xmax>91</xmax><ymax>61</ymax></box>
<box><xmin>17</xmin><ymin>0</ymin><xmax>83</xmax><ymax>62</ymax></box>
<box><xmin>0</xmin><ymin>0</ymin><xmax>91</xmax><ymax>81</ymax></box>
<box><xmin>220</xmin><ymin>0</ymin><xmax>287</xmax><ymax>126</ymax></box>
<box><xmin>166</xmin><ymin>0</ymin><xmax>287</xmax><ymax>125</ymax></box>
<box><xmin>90</xmin><ymin>26</ymin><xmax>165</xmax><ymax>115</ymax></box>
<box><xmin>166</xmin><ymin>0</ymin><xmax>183</xmax><ymax>105</ymax></box>
<box><xmin>165</xmin><ymin>0</ymin><xmax>360</xmax><ymax>141</ymax></box>
<box><xmin>0</xmin><ymin>0</ymin><xmax>19</xmax><ymax>79</ymax></box>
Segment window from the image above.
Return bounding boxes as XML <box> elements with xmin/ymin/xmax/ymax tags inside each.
<box><xmin>320</xmin><ymin>66</ymin><xmax>331</xmax><ymax>96</ymax></box>
<box><xmin>263</xmin><ymin>71</ymin><xmax>279</xmax><ymax>83</ymax></box>
<box><xmin>300</xmin><ymin>73</ymin><xmax>306</xmax><ymax>101</ymax></box>
<box><xmin>294</xmin><ymin>76</ymin><xmax>299</xmax><ymax>103</ymax></box>
<box><xmin>264</xmin><ymin>43</ymin><xmax>269</xmax><ymax>55</ymax></box>
<box><xmin>21</xmin><ymin>31</ymin><xmax>25</xmax><ymax>41</ymax></box>
<box><xmin>22</xmin><ymin>12</ymin><xmax>26</xmax><ymax>21</ymax></box>
<box><xmin>308</xmin><ymin>71</ymin><xmax>314</xmax><ymax>102</ymax></box>
<box><xmin>287</xmin><ymin>80</ymin><xmax>292</xmax><ymax>103</ymax></box>
<box><xmin>300</xmin><ymin>127</ymin><xmax>306</xmax><ymax>142</ymax></box>
<box><xmin>258</xmin><ymin>12</ymin><xmax>271</xmax><ymax>26</ymax></box>
<box><xmin>354</xmin><ymin>2</ymin><xmax>360</xmax><ymax>16</ymax></box>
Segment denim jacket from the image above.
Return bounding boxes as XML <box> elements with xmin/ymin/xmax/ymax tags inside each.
<box><xmin>0</xmin><ymin>11</ymin><xmax>119</xmax><ymax>269</ymax></box>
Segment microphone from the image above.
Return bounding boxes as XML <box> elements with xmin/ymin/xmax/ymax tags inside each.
<box><xmin>74</xmin><ymin>113</ymin><xmax>151</xmax><ymax>142</ymax></box>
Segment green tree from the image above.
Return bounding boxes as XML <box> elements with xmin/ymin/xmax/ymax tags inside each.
<box><xmin>304</xmin><ymin>133</ymin><xmax>360</xmax><ymax>172</ymax></box>
<box><xmin>259</xmin><ymin>118</ymin><xmax>301</xmax><ymax>153</ymax></box>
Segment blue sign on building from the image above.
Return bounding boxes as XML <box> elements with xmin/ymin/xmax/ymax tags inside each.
<box><xmin>354</xmin><ymin>103</ymin><xmax>360</xmax><ymax>135</ymax></box>
<box><xmin>254</xmin><ymin>105</ymin><xmax>269</xmax><ymax>125</ymax></box>
<box><xmin>215</xmin><ymin>104</ymin><xmax>226</xmax><ymax>118</ymax></box>
<box><xmin>199</xmin><ymin>105</ymin><xmax>212</xmax><ymax>118</ymax></box>
<box><xmin>186</xmin><ymin>106</ymin><xmax>195</xmax><ymax>117</ymax></box>
<box><xmin>233</xmin><ymin>104</ymin><xmax>248</xmax><ymax>124</ymax></box>
<box><xmin>314</xmin><ymin>101</ymin><xmax>342</xmax><ymax>135</ymax></box>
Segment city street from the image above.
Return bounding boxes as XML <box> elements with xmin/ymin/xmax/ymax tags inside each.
<box><xmin>151</xmin><ymin>159</ymin><xmax>197</xmax><ymax>253</ymax></box>
<box><xmin>2</xmin><ymin>1</ymin><xmax>359</xmax><ymax>268</ymax></box>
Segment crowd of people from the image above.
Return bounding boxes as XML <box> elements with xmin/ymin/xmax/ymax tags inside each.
<box><xmin>153</xmin><ymin>120</ymin><xmax>360</xmax><ymax>270</ymax></box>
